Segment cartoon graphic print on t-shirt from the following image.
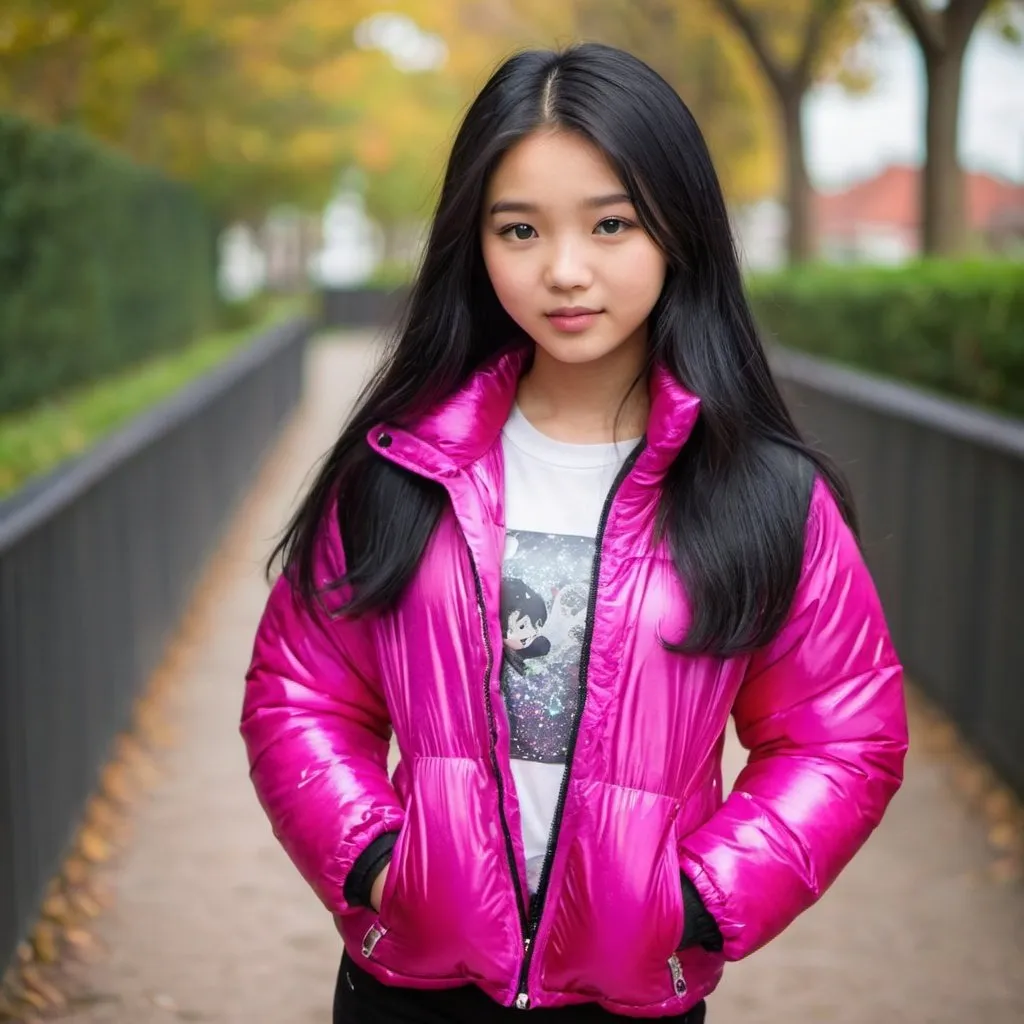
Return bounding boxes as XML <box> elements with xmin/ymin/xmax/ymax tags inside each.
<box><xmin>500</xmin><ymin>530</ymin><xmax>595</xmax><ymax>764</ymax></box>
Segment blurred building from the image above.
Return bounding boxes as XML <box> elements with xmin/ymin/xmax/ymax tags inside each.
<box><xmin>309</xmin><ymin>191</ymin><xmax>384</xmax><ymax>288</ymax></box>
<box><xmin>218</xmin><ymin>224</ymin><xmax>267</xmax><ymax>301</ymax></box>
<box><xmin>261</xmin><ymin>209</ymin><xmax>322</xmax><ymax>291</ymax></box>
<box><xmin>815</xmin><ymin>164</ymin><xmax>1024</xmax><ymax>263</ymax></box>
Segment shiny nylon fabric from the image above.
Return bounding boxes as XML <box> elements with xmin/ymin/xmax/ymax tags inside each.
<box><xmin>241</xmin><ymin>345</ymin><xmax>908</xmax><ymax>1017</ymax></box>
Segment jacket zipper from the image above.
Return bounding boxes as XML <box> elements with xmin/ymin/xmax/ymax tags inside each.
<box><xmin>372</xmin><ymin>443</ymin><xmax>531</xmax><ymax>968</ymax></box>
<box><xmin>374</xmin><ymin>435</ymin><xmax>647</xmax><ymax>1008</ymax></box>
<box><xmin>465</xmin><ymin>544</ymin><xmax>532</xmax><ymax>946</ymax></box>
<box><xmin>668</xmin><ymin>953</ymin><xmax>687</xmax><ymax>996</ymax></box>
<box><xmin>362</xmin><ymin>921</ymin><xmax>388</xmax><ymax>959</ymax></box>
<box><xmin>514</xmin><ymin>441</ymin><xmax>646</xmax><ymax>1009</ymax></box>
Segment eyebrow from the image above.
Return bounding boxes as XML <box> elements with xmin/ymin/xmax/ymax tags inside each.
<box><xmin>488</xmin><ymin>192</ymin><xmax>633</xmax><ymax>216</ymax></box>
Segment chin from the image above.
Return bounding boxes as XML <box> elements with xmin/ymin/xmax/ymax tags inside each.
<box><xmin>534</xmin><ymin>330</ymin><xmax>634</xmax><ymax>366</ymax></box>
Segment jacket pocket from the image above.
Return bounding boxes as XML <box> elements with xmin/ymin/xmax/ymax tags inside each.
<box><xmin>539</xmin><ymin>781</ymin><xmax>686</xmax><ymax>1008</ymax></box>
<box><xmin>358</xmin><ymin>815</ymin><xmax>410</xmax><ymax>966</ymax></box>
<box><xmin>357</xmin><ymin>756</ymin><xmax>520</xmax><ymax>983</ymax></box>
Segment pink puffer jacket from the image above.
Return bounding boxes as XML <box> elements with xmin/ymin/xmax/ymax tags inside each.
<box><xmin>241</xmin><ymin>346</ymin><xmax>907</xmax><ymax>1017</ymax></box>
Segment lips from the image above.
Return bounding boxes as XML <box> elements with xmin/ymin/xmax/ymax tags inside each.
<box><xmin>545</xmin><ymin>308</ymin><xmax>602</xmax><ymax>333</ymax></box>
<box><xmin>546</xmin><ymin>307</ymin><xmax>600</xmax><ymax>318</ymax></box>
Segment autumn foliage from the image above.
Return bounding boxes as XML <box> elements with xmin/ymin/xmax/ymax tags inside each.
<box><xmin>0</xmin><ymin>2</ymin><xmax>1007</xmax><ymax>257</ymax></box>
<box><xmin>0</xmin><ymin>0</ymin><xmax>810</xmax><ymax>223</ymax></box>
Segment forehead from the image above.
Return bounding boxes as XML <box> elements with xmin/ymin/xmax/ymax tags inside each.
<box><xmin>485</xmin><ymin>130</ymin><xmax>625</xmax><ymax>202</ymax></box>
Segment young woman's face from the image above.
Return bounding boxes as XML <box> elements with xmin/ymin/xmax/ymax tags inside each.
<box><xmin>481</xmin><ymin>130</ymin><xmax>667</xmax><ymax>367</ymax></box>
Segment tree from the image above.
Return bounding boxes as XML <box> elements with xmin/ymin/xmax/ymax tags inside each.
<box><xmin>0</xmin><ymin>0</ymin><xmax>872</xmax><ymax>242</ymax></box>
<box><xmin>712</xmin><ymin>0</ymin><xmax>864</xmax><ymax>263</ymax></box>
<box><xmin>892</xmin><ymin>0</ymin><xmax>997</xmax><ymax>255</ymax></box>
<box><xmin>569</xmin><ymin>0</ymin><xmax>781</xmax><ymax>205</ymax></box>
<box><xmin>0</xmin><ymin>0</ymin><xmax>377</xmax><ymax>218</ymax></box>
<box><xmin>317</xmin><ymin>1</ymin><xmax>560</xmax><ymax>242</ymax></box>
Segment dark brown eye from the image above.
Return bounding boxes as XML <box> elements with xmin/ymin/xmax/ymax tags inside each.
<box><xmin>501</xmin><ymin>224</ymin><xmax>536</xmax><ymax>241</ymax></box>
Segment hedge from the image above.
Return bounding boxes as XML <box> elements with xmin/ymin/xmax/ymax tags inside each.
<box><xmin>747</xmin><ymin>260</ymin><xmax>1024</xmax><ymax>419</ymax></box>
<box><xmin>0</xmin><ymin>297</ymin><xmax>305</xmax><ymax>500</ymax></box>
<box><xmin>0</xmin><ymin>112</ymin><xmax>215</xmax><ymax>417</ymax></box>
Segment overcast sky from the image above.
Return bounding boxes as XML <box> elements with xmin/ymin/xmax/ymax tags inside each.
<box><xmin>805</xmin><ymin>9</ymin><xmax>1024</xmax><ymax>190</ymax></box>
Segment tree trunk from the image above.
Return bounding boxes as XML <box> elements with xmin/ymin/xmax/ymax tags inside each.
<box><xmin>922</xmin><ymin>44</ymin><xmax>967</xmax><ymax>255</ymax></box>
<box><xmin>781</xmin><ymin>91</ymin><xmax>815</xmax><ymax>265</ymax></box>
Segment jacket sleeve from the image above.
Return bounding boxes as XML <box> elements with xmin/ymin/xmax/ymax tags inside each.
<box><xmin>240</xmin><ymin>502</ymin><xmax>404</xmax><ymax>918</ymax></box>
<box><xmin>678</xmin><ymin>478</ymin><xmax>908</xmax><ymax>961</ymax></box>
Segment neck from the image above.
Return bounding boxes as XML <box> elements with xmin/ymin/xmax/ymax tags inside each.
<box><xmin>516</xmin><ymin>328</ymin><xmax>650</xmax><ymax>444</ymax></box>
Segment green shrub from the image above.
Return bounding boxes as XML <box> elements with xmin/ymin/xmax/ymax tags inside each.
<box><xmin>0</xmin><ymin>112</ymin><xmax>215</xmax><ymax>417</ymax></box>
<box><xmin>0</xmin><ymin>299</ymin><xmax>300</xmax><ymax>499</ymax></box>
<box><xmin>214</xmin><ymin>293</ymin><xmax>274</xmax><ymax>331</ymax></box>
<box><xmin>365</xmin><ymin>259</ymin><xmax>416</xmax><ymax>291</ymax></box>
<box><xmin>747</xmin><ymin>260</ymin><xmax>1024</xmax><ymax>418</ymax></box>
<box><xmin>214</xmin><ymin>291</ymin><xmax>311</xmax><ymax>331</ymax></box>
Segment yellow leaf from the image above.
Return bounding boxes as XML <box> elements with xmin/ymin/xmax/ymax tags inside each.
<box><xmin>85</xmin><ymin>795</ymin><xmax>120</xmax><ymax>832</ymax></box>
<box><xmin>18</xmin><ymin>987</ymin><xmax>48</xmax><ymax>1011</ymax></box>
<box><xmin>62</xmin><ymin>857</ymin><xmax>88</xmax><ymax>887</ymax></box>
<box><xmin>988</xmin><ymin>822</ymin><xmax>1023</xmax><ymax>853</ymax></box>
<box><xmin>69</xmin><ymin>891</ymin><xmax>102</xmax><ymax>920</ymax></box>
<box><xmin>77</xmin><ymin>829</ymin><xmax>111</xmax><ymax>865</ymax></box>
<box><xmin>983</xmin><ymin>787</ymin><xmax>1017</xmax><ymax>823</ymax></box>
<box><xmin>100</xmin><ymin>763</ymin><xmax>132</xmax><ymax>806</ymax></box>
<box><xmin>41</xmin><ymin>894</ymin><xmax>73</xmax><ymax>926</ymax></box>
<box><xmin>63</xmin><ymin>929</ymin><xmax>96</xmax><ymax>953</ymax></box>
<box><xmin>30</xmin><ymin>924</ymin><xmax>58</xmax><ymax>965</ymax></box>
<box><xmin>19</xmin><ymin>967</ymin><xmax>64</xmax><ymax>1010</ymax></box>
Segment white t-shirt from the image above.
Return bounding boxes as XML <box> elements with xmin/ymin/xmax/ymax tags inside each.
<box><xmin>499</xmin><ymin>404</ymin><xmax>638</xmax><ymax>893</ymax></box>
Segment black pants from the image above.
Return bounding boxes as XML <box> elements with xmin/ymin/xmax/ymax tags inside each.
<box><xmin>334</xmin><ymin>952</ymin><xmax>707</xmax><ymax>1023</ymax></box>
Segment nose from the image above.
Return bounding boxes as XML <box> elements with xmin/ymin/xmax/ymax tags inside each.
<box><xmin>543</xmin><ymin>236</ymin><xmax>594</xmax><ymax>293</ymax></box>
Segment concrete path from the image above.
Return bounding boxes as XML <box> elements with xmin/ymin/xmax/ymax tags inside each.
<box><xmin>54</xmin><ymin>333</ymin><xmax>1024</xmax><ymax>1023</ymax></box>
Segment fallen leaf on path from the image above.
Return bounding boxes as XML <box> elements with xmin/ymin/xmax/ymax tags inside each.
<box><xmin>100</xmin><ymin>763</ymin><xmax>133</xmax><ymax>805</ymax></box>
<box><xmin>983</xmin><ymin>787</ymin><xmax>1017</xmax><ymax>823</ymax></box>
<box><xmin>69</xmin><ymin>892</ymin><xmax>101</xmax><ymax>919</ymax></box>
<box><xmin>85</xmin><ymin>796</ymin><xmax>120</xmax><ymax>832</ymax></box>
<box><xmin>78</xmin><ymin>829</ymin><xmax>112</xmax><ymax>865</ymax></box>
<box><xmin>30</xmin><ymin>925</ymin><xmax>58</xmax><ymax>965</ymax></box>
<box><xmin>988</xmin><ymin>822</ymin><xmax>1023</xmax><ymax>853</ymax></box>
<box><xmin>19</xmin><ymin>968</ymin><xmax>64</xmax><ymax>1010</ymax></box>
<box><xmin>63</xmin><ymin>929</ymin><xmax>96</xmax><ymax>954</ymax></box>
<box><xmin>16</xmin><ymin>989</ymin><xmax>46</xmax><ymax>1012</ymax></box>
<box><xmin>62</xmin><ymin>857</ymin><xmax>89</xmax><ymax>887</ymax></box>
<box><xmin>41</xmin><ymin>894</ymin><xmax>73</xmax><ymax>927</ymax></box>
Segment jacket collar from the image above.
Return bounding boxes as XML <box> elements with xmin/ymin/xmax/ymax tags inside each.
<box><xmin>368</xmin><ymin>341</ymin><xmax>701</xmax><ymax>481</ymax></box>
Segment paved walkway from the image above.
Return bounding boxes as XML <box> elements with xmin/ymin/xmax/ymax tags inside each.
<box><xmin>56</xmin><ymin>334</ymin><xmax>1024</xmax><ymax>1023</ymax></box>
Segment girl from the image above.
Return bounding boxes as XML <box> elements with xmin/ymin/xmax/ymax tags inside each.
<box><xmin>241</xmin><ymin>43</ymin><xmax>907</xmax><ymax>1022</ymax></box>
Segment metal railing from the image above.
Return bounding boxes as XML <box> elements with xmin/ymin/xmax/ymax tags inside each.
<box><xmin>774</xmin><ymin>347</ymin><xmax>1024</xmax><ymax>797</ymax></box>
<box><xmin>320</xmin><ymin>286</ymin><xmax>409</xmax><ymax>330</ymax></box>
<box><xmin>320</xmin><ymin>288</ymin><xmax>1024</xmax><ymax>797</ymax></box>
<box><xmin>0</xmin><ymin>317</ymin><xmax>311</xmax><ymax>973</ymax></box>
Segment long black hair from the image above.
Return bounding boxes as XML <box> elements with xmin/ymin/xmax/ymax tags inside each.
<box><xmin>272</xmin><ymin>42</ymin><xmax>856</xmax><ymax>656</ymax></box>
